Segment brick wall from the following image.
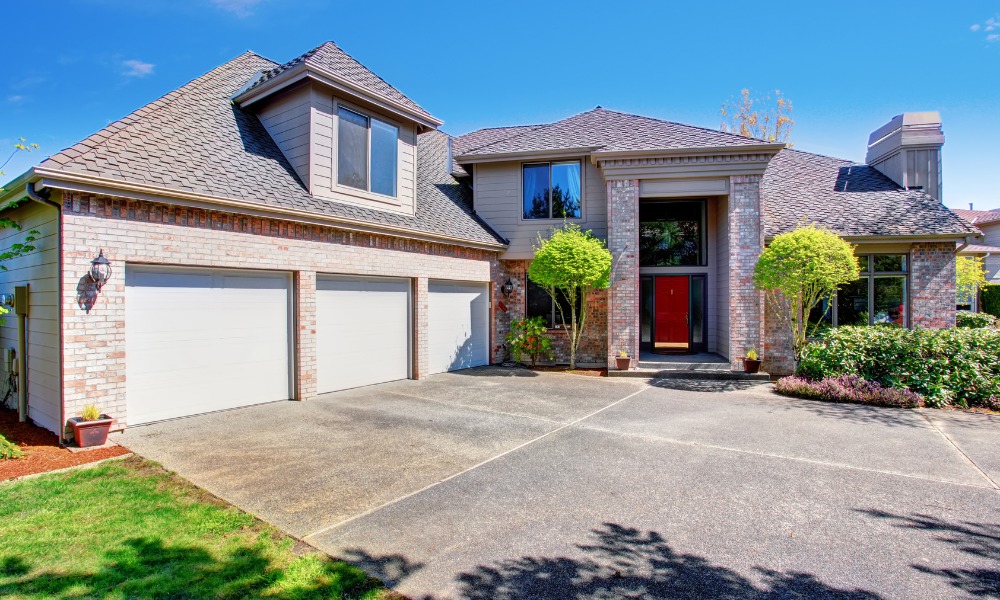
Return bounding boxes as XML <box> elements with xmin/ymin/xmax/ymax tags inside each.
<box><xmin>606</xmin><ymin>180</ymin><xmax>640</xmax><ymax>369</ymax></box>
<box><xmin>911</xmin><ymin>241</ymin><xmax>956</xmax><ymax>328</ymax></box>
<box><xmin>493</xmin><ymin>259</ymin><xmax>607</xmax><ymax>365</ymax></box>
<box><xmin>728</xmin><ymin>175</ymin><xmax>764</xmax><ymax>370</ymax></box>
<box><xmin>60</xmin><ymin>192</ymin><xmax>498</xmax><ymax>435</ymax></box>
<box><xmin>762</xmin><ymin>296</ymin><xmax>796</xmax><ymax>376</ymax></box>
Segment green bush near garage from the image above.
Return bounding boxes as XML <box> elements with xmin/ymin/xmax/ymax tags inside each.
<box><xmin>956</xmin><ymin>311</ymin><xmax>998</xmax><ymax>328</ymax></box>
<box><xmin>982</xmin><ymin>284</ymin><xmax>1000</xmax><ymax>318</ymax></box>
<box><xmin>796</xmin><ymin>326</ymin><xmax>1000</xmax><ymax>409</ymax></box>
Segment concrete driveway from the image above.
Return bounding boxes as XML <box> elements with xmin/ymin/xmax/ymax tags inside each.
<box><xmin>116</xmin><ymin>368</ymin><xmax>1000</xmax><ymax>599</ymax></box>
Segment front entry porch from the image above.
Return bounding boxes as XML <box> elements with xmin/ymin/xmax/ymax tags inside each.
<box><xmin>607</xmin><ymin>350</ymin><xmax>769</xmax><ymax>380</ymax></box>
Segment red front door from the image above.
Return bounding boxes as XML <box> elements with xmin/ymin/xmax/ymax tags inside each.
<box><xmin>654</xmin><ymin>276</ymin><xmax>689</xmax><ymax>353</ymax></box>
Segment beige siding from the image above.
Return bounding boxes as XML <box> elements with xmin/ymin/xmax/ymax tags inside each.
<box><xmin>981</xmin><ymin>222</ymin><xmax>1000</xmax><ymax>283</ymax></box>
<box><xmin>473</xmin><ymin>159</ymin><xmax>607</xmax><ymax>259</ymax></box>
<box><xmin>715</xmin><ymin>195</ymin><xmax>730</xmax><ymax>359</ymax></box>
<box><xmin>0</xmin><ymin>201</ymin><xmax>60</xmax><ymax>433</ymax></box>
<box><xmin>258</xmin><ymin>85</ymin><xmax>312</xmax><ymax>186</ymax></box>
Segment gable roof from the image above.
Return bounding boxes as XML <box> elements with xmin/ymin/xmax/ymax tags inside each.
<box><xmin>240</xmin><ymin>41</ymin><xmax>439</xmax><ymax>126</ymax></box>
<box><xmin>34</xmin><ymin>52</ymin><xmax>504</xmax><ymax>247</ymax></box>
<box><xmin>762</xmin><ymin>149</ymin><xmax>978</xmax><ymax>238</ymax></box>
<box><xmin>952</xmin><ymin>208</ymin><xmax>1000</xmax><ymax>226</ymax></box>
<box><xmin>454</xmin><ymin>108</ymin><xmax>775</xmax><ymax>158</ymax></box>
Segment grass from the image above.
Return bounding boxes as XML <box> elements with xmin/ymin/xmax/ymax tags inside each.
<box><xmin>0</xmin><ymin>456</ymin><xmax>394</xmax><ymax>599</ymax></box>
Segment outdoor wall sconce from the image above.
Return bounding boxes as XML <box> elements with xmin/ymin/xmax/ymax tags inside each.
<box><xmin>89</xmin><ymin>250</ymin><xmax>113</xmax><ymax>290</ymax></box>
<box><xmin>500</xmin><ymin>278</ymin><xmax>514</xmax><ymax>297</ymax></box>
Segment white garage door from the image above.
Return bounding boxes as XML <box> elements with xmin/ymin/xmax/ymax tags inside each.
<box><xmin>428</xmin><ymin>280</ymin><xmax>490</xmax><ymax>375</ymax></box>
<box><xmin>316</xmin><ymin>275</ymin><xmax>410</xmax><ymax>394</ymax></box>
<box><xmin>125</xmin><ymin>266</ymin><xmax>291</xmax><ymax>425</ymax></box>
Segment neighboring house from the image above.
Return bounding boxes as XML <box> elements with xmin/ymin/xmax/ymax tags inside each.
<box><xmin>0</xmin><ymin>42</ymin><xmax>979</xmax><ymax>439</ymax></box>
<box><xmin>953</xmin><ymin>208</ymin><xmax>1000</xmax><ymax>284</ymax></box>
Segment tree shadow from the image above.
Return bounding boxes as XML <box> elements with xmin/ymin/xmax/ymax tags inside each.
<box><xmin>0</xmin><ymin>536</ymin><xmax>386</xmax><ymax>599</ymax></box>
<box><xmin>445</xmin><ymin>522</ymin><xmax>881</xmax><ymax>599</ymax></box>
<box><xmin>338</xmin><ymin>547</ymin><xmax>426</xmax><ymax>588</ymax></box>
<box><xmin>652</xmin><ymin>378</ymin><xmax>770</xmax><ymax>393</ymax></box>
<box><xmin>766</xmin><ymin>392</ymin><xmax>929</xmax><ymax>429</ymax></box>
<box><xmin>858</xmin><ymin>509</ymin><xmax>1000</xmax><ymax>597</ymax></box>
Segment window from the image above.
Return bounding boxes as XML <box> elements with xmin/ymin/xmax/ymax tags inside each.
<box><xmin>819</xmin><ymin>254</ymin><xmax>909</xmax><ymax>328</ymax></box>
<box><xmin>526</xmin><ymin>279</ymin><xmax>581</xmax><ymax>328</ymax></box>
<box><xmin>639</xmin><ymin>200</ymin><xmax>707</xmax><ymax>267</ymax></box>
<box><xmin>522</xmin><ymin>161</ymin><xmax>582</xmax><ymax>219</ymax></box>
<box><xmin>337</xmin><ymin>106</ymin><xmax>398</xmax><ymax>197</ymax></box>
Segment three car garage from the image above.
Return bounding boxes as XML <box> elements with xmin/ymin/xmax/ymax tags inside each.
<box><xmin>124</xmin><ymin>266</ymin><xmax>490</xmax><ymax>425</ymax></box>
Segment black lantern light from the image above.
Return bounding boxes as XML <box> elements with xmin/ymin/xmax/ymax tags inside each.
<box><xmin>500</xmin><ymin>278</ymin><xmax>514</xmax><ymax>297</ymax></box>
<box><xmin>89</xmin><ymin>250</ymin><xmax>112</xmax><ymax>290</ymax></box>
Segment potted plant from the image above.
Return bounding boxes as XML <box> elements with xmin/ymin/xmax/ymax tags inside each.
<box><xmin>615</xmin><ymin>348</ymin><xmax>632</xmax><ymax>371</ymax></box>
<box><xmin>743</xmin><ymin>347</ymin><xmax>762</xmax><ymax>374</ymax></box>
<box><xmin>69</xmin><ymin>404</ymin><xmax>114</xmax><ymax>448</ymax></box>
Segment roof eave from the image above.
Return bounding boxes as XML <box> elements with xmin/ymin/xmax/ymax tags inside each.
<box><xmin>0</xmin><ymin>168</ymin><xmax>42</xmax><ymax>207</ymax></box>
<box><xmin>233</xmin><ymin>62</ymin><xmax>443</xmax><ymax>129</ymax></box>
<box><xmin>765</xmin><ymin>232</ymin><xmax>981</xmax><ymax>244</ymax></box>
<box><xmin>454</xmin><ymin>147</ymin><xmax>604</xmax><ymax>164</ymax></box>
<box><xmin>591</xmin><ymin>143</ymin><xmax>787</xmax><ymax>162</ymax></box>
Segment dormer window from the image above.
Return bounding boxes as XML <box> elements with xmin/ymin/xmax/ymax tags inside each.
<box><xmin>337</xmin><ymin>106</ymin><xmax>398</xmax><ymax>198</ymax></box>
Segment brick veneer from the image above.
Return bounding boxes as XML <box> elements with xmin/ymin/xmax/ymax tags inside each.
<box><xmin>59</xmin><ymin>192</ymin><xmax>497</xmax><ymax>436</ymax></box>
<box><xmin>762</xmin><ymin>297</ymin><xmax>796</xmax><ymax>376</ymax></box>
<box><xmin>728</xmin><ymin>175</ymin><xmax>764</xmax><ymax>369</ymax></box>
<box><xmin>911</xmin><ymin>242</ymin><xmax>957</xmax><ymax>328</ymax></box>
<box><xmin>606</xmin><ymin>180</ymin><xmax>640</xmax><ymax>369</ymax></box>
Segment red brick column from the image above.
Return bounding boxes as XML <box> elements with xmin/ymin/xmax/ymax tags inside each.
<box><xmin>412</xmin><ymin>277</ymin><xmax>429</xmax><ymax>378</ymax></box>
<box><xmin>493</xmin><ymin>260</ymin><xmax>526</xmax><ymax>363</ymax></box>
<box><xmin>911</xmin><ymin>242</ymin><xmax>956</xmax><ymax>328</ymax></box>
<box><xmin>294</xmin><ymin>271</ymin><xmax>317</xmax><ymax>400</ymax></box>
<box><xmin>729</xmin><ymin>175</ymin><xmax>764</xmax><ymax>370</ymax></box>
<box><xmin>606</xmin><ymin>179</ymin><xmax>640</xmax><ymax>369</ymax></box>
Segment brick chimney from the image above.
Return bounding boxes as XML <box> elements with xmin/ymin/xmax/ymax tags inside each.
<box><xmin>866</xmin><ymin>112</ymin><xmax>944</xmax><ymax>201</ymax></box>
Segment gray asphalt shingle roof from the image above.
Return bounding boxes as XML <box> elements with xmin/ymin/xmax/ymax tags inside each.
<box><xmin>38</xmin><ymin>52</ymin><xmax>504</xmax><ymax>247</ymax></box>
<box><xmin>454</xmin><ymin>108</ymin><xmax>771</xmax><ymax>156</ymax></box>
<box><xmin>247</xmin><ymin>42</ymin><xmax>437</xmax><ymax>124</ymax></box>
<box><xmin>761</xmin><ymin>149</ymin><xmax>978</xmax><ymax>238</ymax></box>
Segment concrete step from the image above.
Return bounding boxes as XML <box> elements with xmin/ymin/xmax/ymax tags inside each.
<box><xmin>609</xmin><ymin>368</ymin><xmax>771</xmax><ymax>381</ymax></box>
<box><xmin>636</xmin><ymin>360</ymin><xmax>731</xmax><ymax>371</ymax></box>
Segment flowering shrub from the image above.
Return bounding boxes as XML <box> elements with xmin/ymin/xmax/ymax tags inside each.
<box><xmin>775</xmin><ymin>375</ymin><xmax>924</xmax><ymax>408</ymax></box>
<box><xmin>797</xmin><ymin>326</ymin><xmax>1000</xmax><ymax>409</ymax></box>
<box><xmin>506</xmin><ymin>316</ymin><xmax>553</xmax><ymax>367</ymax></box>
<box><xmin>956</xmin><ymin>311</ymin><xmax>997</xmax><ymax>329</ymax></box>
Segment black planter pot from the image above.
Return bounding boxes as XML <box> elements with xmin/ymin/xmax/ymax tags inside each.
<box><xmin>743</xmin><ymin>358</ymin><xmax>762</xmax><ymax>374</ymax></box>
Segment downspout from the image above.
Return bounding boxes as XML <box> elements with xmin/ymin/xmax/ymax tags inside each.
<box><xmin>24</xmin><ymin>183</ymin><xmax>64</xmax><ymax>438</ymax></box>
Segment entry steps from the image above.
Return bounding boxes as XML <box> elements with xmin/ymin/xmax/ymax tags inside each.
<box><xmin>607</xmin><ymin>353</ymin><xmax>770</xmax><ymax>381</ymax></box>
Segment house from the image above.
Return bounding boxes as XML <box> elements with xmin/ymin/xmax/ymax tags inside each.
<box><xmin>953</xmin><ymin>207</ymin><xmax>1000</xmax><ymax>284</ymax></box>
<box><xmin>0</xmin><ymin>42</ymin><xmax>980</xmax><ymax>439</ymax></box>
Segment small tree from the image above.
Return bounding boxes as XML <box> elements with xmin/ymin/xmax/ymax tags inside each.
<box><xmin>720</xmin><ymin>89</ymin><xmax>794</xmax><ymax>144</ymax></box>
<box><xmin>528</xmin><ymin>224</ymin><xmax>612</xmax><ymax>369</ymax></box>
<box><xmin>753</xmin><ymin>224</ymin><xmax>860</xmax><ymax>362</ymax></box>
<box><xmin>956</xmin><ymin>256</ymin><xmax>987</xmax><ymax>307</ymax></box>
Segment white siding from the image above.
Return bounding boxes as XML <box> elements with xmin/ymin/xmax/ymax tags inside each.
<box><xmin>0</xmin><ymin>201</ymin><xmax>60</xmax><ymax>433</ymax></box>
<box><xmin>258</xmin><ymin>85</ymin><xmax>312</xmax><ymax>186</ymax></box>
<box><xmin>473</xmin><ymin>160</ymin><xmax>607</xmax><ymax>259</ymax></box>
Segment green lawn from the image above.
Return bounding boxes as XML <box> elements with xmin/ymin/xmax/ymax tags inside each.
<box><xmin>0</xmin><ymin>457</ymin><xmax>394</xmax><ymax>599</ymax></box>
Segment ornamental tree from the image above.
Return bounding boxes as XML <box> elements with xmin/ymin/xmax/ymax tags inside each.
<box><xmin>528</xmin><ymin>223</ymin><xmax>612</xmax><ymax>369</ymax></box>
<box><xmin>753</xmin><ymin>223</ymin><xmax>860</xmax><ymax>362</ymax></box>
<box><xmin>956</xmin><ymin>256</ymin><xmax>987</xmax><ymax>306</ymax></box>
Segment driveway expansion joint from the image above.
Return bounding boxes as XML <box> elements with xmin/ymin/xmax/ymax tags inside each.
<box><xmin>919</xmin><ymin>410</ymin><xmax>1000</xmax><ymax>491</ymax></box>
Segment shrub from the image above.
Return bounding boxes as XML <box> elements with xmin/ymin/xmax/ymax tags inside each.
<box><xmin>983</xmin><ymin>284</ymin><xmax>1000</xmax><ymax>318</ymax></box>
<box><xmin>797</xmin><ymin>326</ymin><xmax>1000</xmax><ymax>409</ymax></box>
<box><xmin>81</xmin><ymin>404</ymin><xmax>102</xmax><ymax>421</ymax></box>
<box><xmin>0</xmin><ymin>433</ymin><xmax>22</xmax><ymax>459</ymax></box>
<box><xmin>506</xmin><ymin>316</ymin><xmax>553</xmax><ymax>367</ymax></box>
<box><xmin>956</xmin><ymin>311</ymin><xmax>997</xmax><ymax>329</ymax></box>
<box><xmin>775</xmin><ymin>375</ymin><xmax>924</xmax><ymax>408</ymax></box>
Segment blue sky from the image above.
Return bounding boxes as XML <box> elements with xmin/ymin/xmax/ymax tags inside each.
<box><xmin>2</xmin><ymin>0</ymin><xmax>998</xmax><ymax>209</ymax></box>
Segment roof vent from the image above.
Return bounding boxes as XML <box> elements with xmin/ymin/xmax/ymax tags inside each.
<box><xmin>866</xmin><ymin>112</ymin><xmax>944</xmax><ymax>201</ymax></box>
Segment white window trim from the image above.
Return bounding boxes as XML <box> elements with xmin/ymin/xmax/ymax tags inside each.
<box><xmin>518</xmin><ymin>159</ymin><xmax>586</xmax><ymax>222</ymax></box>
<box><xmin>332</xmin><ymin>98</ymin><xmax>403</xmax><ymax>205</ymax></box>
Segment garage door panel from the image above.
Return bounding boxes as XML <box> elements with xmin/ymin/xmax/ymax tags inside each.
<box><xmin>316</xmin><ymin>275</ymin><xmax>410</xmax><ymax>394</ymax></box>
<box><xmin>126</xmin><ymin>267</ymin><xmax>291</xmax><ymax>425</ymax></box>
<box><xmin>428</xmin><ymin>281</ymin><xmax>489</xmax><ymax>375</ymax></box>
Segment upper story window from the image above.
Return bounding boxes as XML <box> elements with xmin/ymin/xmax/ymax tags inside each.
<box><xmin>337</xmin><ymin>106</ymin><xmax>398</xmax><ymax>198</ymax></box>
<box><xmin>639</xmin><ymin>200</ymin><xmax>707</xmax><ymax>267</ymax></box>
<box><xmin>522</xmin><ymin>161</ymin><xmax>582</xmax><ymax>219</ymax></box>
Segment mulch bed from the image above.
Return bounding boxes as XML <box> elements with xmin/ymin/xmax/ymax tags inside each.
<box><xmin>0</xmin><ymin>409</ymin><xmax>130</xmax><ymax>481</ymax></box>
<box><xmin>529</xmin><ymin>365</ymin><xmax>608</xmax><ymax>377</ymax></box>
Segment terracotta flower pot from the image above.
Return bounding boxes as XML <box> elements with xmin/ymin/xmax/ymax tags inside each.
<box><xmin>615</xmin><ymin>356</ymin><xmax>631</xmax><ymax>371</ymax></box>
<box><xmin>70</xmin><ymin>416</ymin><xmax>114</xmax><ymax>448</ymax></box>
<box><xmin>743</xmin><ymin>358</ymin><xmax>762</xmax><ymax>374</ymax></box>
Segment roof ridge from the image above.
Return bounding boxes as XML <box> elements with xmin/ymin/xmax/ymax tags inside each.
<box><xmin>780</xmin><ymin>146</ymin><xmax>856</xmax><ymax>165</ymax></box>
<box><xmin>42</xmin><ymin>53</ymin><xmax>278</xmax><ymax>171</ymax></box>
<box><xmin>456</xmin><ymin>123</ymin><xmax>548</xmax><ymax>154</ymax></box>
<box><xmin>590</xmin><ymin>107</ymin><xmax>778</xmax><ymax>146</ymax></box>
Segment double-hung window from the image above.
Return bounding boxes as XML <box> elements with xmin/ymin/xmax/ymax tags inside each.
<box><xmin>337</xmin><ymin>106</ymin><xmax>398</xmax><ymax>198</ymax></box>
<box><xmin>522</xmin><ymin>161</ymin><xmax>582</xmax><ymax>219</ymax></box>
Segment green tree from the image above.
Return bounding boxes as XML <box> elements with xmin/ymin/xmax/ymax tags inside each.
<box><xmin>753</xmin><ymin>224</ymin><xmax>860</xmax><ymax>362</ymax></box>
<box><xmin>528</xmin><ymin>223</ymin><xmax>612</xmax><ymax>369</ymax></box>
<box><xmin>720</xmin><ymin>89</ymin><xmax>794</xmax><ymax>144</ymax></box>
<box><xmin>956</xmin><ymin>255</ymin><xmax>987</xmax><ymax>306</ymax></box>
